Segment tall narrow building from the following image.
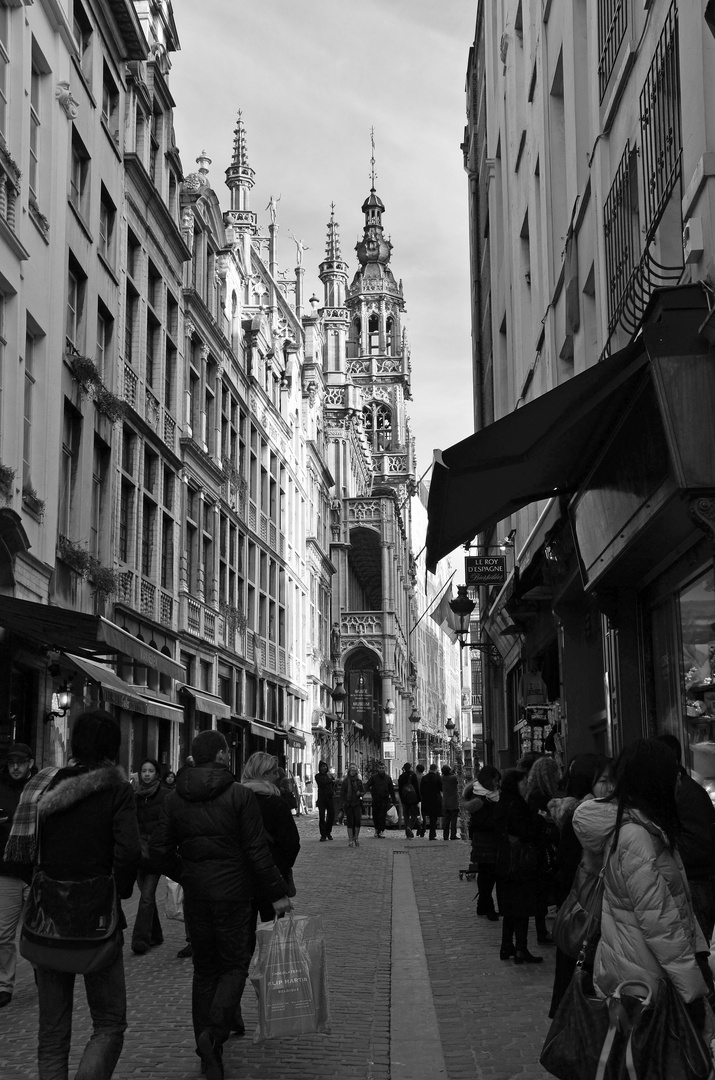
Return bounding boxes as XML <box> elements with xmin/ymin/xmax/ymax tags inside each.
<box><xmin>322</xmin><ymin>168</ymin><xmax>419</xmax><ymax>775</ymax></box>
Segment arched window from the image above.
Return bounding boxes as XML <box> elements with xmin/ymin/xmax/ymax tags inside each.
<box><xmin>362</xmin><ymin>403</ymin><xmax>392</xmax><ymax>452</ymax></box>
<box><xmin>368</xmin><ymin>313</ymin><xmax>380</xmax><ymax>355</ymax></box>
<box><xmin>350</xmin><ymin>317</ymin><xmax>362</xmax><ymax>356</ymax></box>
<box><xmin>386</xmin><ymin>316</ymin><xmax>394</xmax><ymax>355</ymax></box>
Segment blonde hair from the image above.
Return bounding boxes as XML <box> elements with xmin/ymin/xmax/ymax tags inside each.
<box><xmin>241</xmin><ymin>751</ymin><xmax>279</xmax><ymax>784</ymax></box>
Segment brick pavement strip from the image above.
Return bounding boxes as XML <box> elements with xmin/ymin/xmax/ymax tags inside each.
<box><xmin>0</xmin><ymin>814</ymin><xmax>555</xmax><ymax>1080</ymax></box>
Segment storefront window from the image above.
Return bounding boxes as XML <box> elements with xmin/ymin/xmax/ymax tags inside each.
<box><xmin>681</xmin><ymin>567</ymin><xmax>715</xmax><ymax>793</ymax></box>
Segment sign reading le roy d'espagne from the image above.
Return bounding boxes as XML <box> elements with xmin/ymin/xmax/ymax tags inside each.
<box><xmin>465</xmin><ymin>556</ymin><xmax>507</xmax><ymax>586</ymax></box>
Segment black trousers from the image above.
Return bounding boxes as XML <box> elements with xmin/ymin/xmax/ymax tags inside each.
<box><xmin>184</xmin><ymin>894</ymin><xmax>255</xmax><ymax>1049</ymax></box>
<box><xmin>318</xmin><ymin>800</ymin><xmax>334</xmax><ymax>838</ymax></box>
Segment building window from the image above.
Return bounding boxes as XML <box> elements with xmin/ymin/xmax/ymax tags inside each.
<box><xmin>59</xmin><ymin>405</ymin><xmax>81</xmax><ymax>538</ymax></box>
<box><xmin>368</xmin><ymin>313</ymin><xmax>379</xmax><ymax>355</ymax></box>
<box><xmin>98</xmin><ymin>186</ymin><xmax>116</xmax><ymax>265</ymax></box>
<box><xmin>90</xmin><ymin>438</ymin><xmax>108</xmax><ymax>557</ymax></box>
<box><xmin>638</xmin><ymin>3</ymin><xmax>681</xmax><ymax>244</ymax></box>
<box><xmin>126</xmin><ymin>229</ymin><xmax>140</xmax><ymax>282</ymax></box>
<box><xmin>146</xmin><ymin>314</ymin><xmax>158</xmax><ymax>388</ymax></box>
<box><xmin>101</xmin><ymin>62</ymin><xmax>119</xmax><ymax>139</ymax></box>
<box><xmin>598</xmin><ymin>0</ymin><xmax>628</xmax><ymax>103</ymax></box>
<box><xmin>161</xmin><ymin>513</ymin><xmax>173</xmax><ymax>589</ymax></box>
<box><xmin>69</xmin><ymin>128</ymin><xmax>90</xmax><ymax>219</ymax></box>
<box><xmin>96</xmin><ymin>303</ymin><xmax>113</xmax><ymax>380</ymax></box>
<box><xmin>362</xmin><ymin>402</ymin><xmax>392</xmax><ymax>452</ymax></box>
<box><xmin>385</xmin><ymin>316</ymin><xmax>394</xmax><ymax>355</ymax></box>
<box><xmin>141</xmin><ymin>498</ymin><xmax>155</xmax><ymax>577</ymax></box>
<box><xmin>119</xmin><ymin>482</ymin><xmax>132</xmax><ymax>562</ymax></box>
<box><xmin>66</xmin><ymin>260</ymin><xmax>86</xmax><ymax>351</ymax></box>
<box><xmin>124</xmin><ymin>287</ymin><xmax>137</xmax><ymax>364</ymax></box>
<box><xmin>0</xmin><ymin>4</ymin><xmax>9</xmax><ymax>143</ymax></box>
<box><xmin>29</xmin><ymin>57</ymin><xmax>42</xmax><ymax>200</ymax></box>
<box><xmin>22</xmin><ymin>326</ymin><xmax>37</xmax><ymax>488</ymax></box>
<box><xmin>72</xmin><ymin>0</ymin><xmax>92</xmax><ymax>82</ymax></box>
<box><xmin>604</xmin><ymin>143</ymin><xmax>639</xmax><ymax>338</ymax></box>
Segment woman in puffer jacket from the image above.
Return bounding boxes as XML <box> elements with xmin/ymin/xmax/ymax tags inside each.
<box><xmin>573</xmin><ymin>738</ymin><xmax>711</xmax><ymax>1023</ymax></box>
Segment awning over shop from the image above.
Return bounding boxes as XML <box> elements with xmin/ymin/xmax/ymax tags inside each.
<box><xmin>287</xmin><ymin>727</ymin><xmax>306</xmax><ymax>748</ymax></box>
<box><xmin>425</xmin><ymin>340</ymin><xmax>648</xmax><ymax>573</ymax></box>
<box><xmin>179</xmin><ymin>686</ymin><xmax>231</xmax><ymax>719</ymax></box>
<box><xmin>64</xmin><ymin>653</ymin><xmax>183</xmax><ymax>721</ymax></box>
<box><xmin>0</xmin><ymin>596</ymin><xmax>184</xmax><ymax>680</ymax></box>
<box><xmin>250</xmin><ymin>720</ymin><xmax>276</xmax><ymax>739</ymax></box>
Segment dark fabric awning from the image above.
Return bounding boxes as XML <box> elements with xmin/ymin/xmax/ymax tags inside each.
<box><xmin>0</xmin><ymin>596</ymin><xmax>184</xmax><ymax>679</ymax></box>
<box><xmin>179</xmin><ymin>686</ymin><xmax>231</xmax><ymax>719</ymax></box>
<box><xmin>287</xmin><ymin>727</ymin><xmax>306</xmax><ymax>748</ymax></box>
<box><xmin>426</xmin><ymin>340</ymin><xmax>648</xmax><ymax>573</ymax></box>
<box><xmin>64</xmin><ymin>653</ymin><xmax>183</xmax><ymax>721</ymax></box>
<box><xmin>250</xmin><ymin>720</ymin><xmax>276</xmax><ymax>739</ymax></box>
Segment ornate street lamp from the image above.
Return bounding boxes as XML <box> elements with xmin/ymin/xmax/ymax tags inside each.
<box><xmin>331</xmin><ymin>680</ymin><xmax>347</xmax><ymax>776</ymax></box>
<box><xmin>409</xmin><ymin>705</ymin><xmax>421</xmax><ymax>766</ymax></box>
<box><xmin>448</xmin><ymin>585</ymin><xmax>502</xmax><ymax>664</ymax></box>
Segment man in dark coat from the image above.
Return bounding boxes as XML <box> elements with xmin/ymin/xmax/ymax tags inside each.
<box><xmin>365</xmin><ymin>761</ymin><xmax>397</xmax><ymax>838</ymax></box>
<box><xmin>6</xmin><ymin>710</ymin><xmax>140</xmax><ymax>1080</ymax></box>
<box><xmin>150</xmin><ymin>729</ymin><xmax>291</xmax><ymax>1080</ymax></box>
<box><xmin>420</xmin><ymin>763</ymin><xmax>443</xmax><ymax>840</ymax></box>
<box><xmin>0</xmin><ymin>742</ymin><xmax>35</xmax><ymax>1008</ymax></box>
<box><xmin>658</xmin><ymin>734</ymin><xmax>715</xmax><ymax>939</ymax></box>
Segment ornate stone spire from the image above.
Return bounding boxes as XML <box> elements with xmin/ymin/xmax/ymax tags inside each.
<box><xmin>225</xmin><ymin>110</ymin><xmax>255</xmax><ymax>214</ymax></box>
<box><xmin>325</xmin><ymin>203</ymin><xmax>342</xmax><ymax>261</ymax></box>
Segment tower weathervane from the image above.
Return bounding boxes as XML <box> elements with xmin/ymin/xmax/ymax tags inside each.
<box><xmin>370</xmin><ymin>128</ymin><xmax>377</xmax><ymax>190</ymax></box>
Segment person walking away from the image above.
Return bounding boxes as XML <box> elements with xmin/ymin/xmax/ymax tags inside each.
<box><xmin>365</xmin><ymin>761</ymin><xmax>397</xmax><ymax>838</ymax></box>
<box><xmin>340</xmin><ymin>763</ymin><xmax>364</xmax><ymax>847</ymax></box>
<box><xmin>524</xmin><ymin>756</ymin><xmax>561</xmax><ymax>944</ymax></box>
<box><xmin>548</xmin><ymin>753</ymin><xmax>613</xmax><ymax>1017</ymax></box>
<box><xmin>441</xmin><ymin>764</ymin><xmax>460</xmax><ymax>840</ymax></box>
<box><xmin>131</xmin><ymin>757</ymin><xmax>168</xmax><ymax>955</ymax></box>
<box><xmin>0</xmin><ymin>743</ymin><xmax>36</xmax><ymax>1008</ymax></box>
<box><xmin>314</xmin><ymin>760</ymin><xmax>336</xmax><ymax>841</ymax></box>
<box><xmin>150</xmin><ymin>730</ymin><xmax>291</xmax><ymax>1080</ymax></box>
<box><xmin>657</xmin><ymin>734</ymin><xmax>715</xmax><ymax>941</ymax></box>
<box><xmin>493</xmin><ymin>768</ymin><xmax>544</xmax><ymax>964</ymax></box>
<box><xmin>573</xmin><ymin>739</ymin><xmax>714</xmax><ymax>1035</ymax></box>
<box><xmin>420</xmin><ymin>763</ymin><xmax>443</xmax><ymax>840</ymax></box>
<box><xmin>5</xmin><ymin>710</ymin><xmax>141</xmax><ymax>1080</ymax></box>
<box><xmin>414</xmin><ymin>763</ymin><xmax>427</xmax><ymax>835</ymax></box>
<box><xmin>463</xmin><ymin>765</ymin><xmax>501</xmax><ymax>919</ymax></box>
<box><xmin>238</xmin><ymin>752</ymin><xmax>300</xmax><ymax>1036</ymax></box>
<box><xmin>398</xmin><ymin>762</ymin><xmax>420</xmax><ymax>839</ymax></box>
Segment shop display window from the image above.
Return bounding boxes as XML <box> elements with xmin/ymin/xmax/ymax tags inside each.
<box><xmin>652</xmin><ymin>565</ymin><xmax>715</xmax><ymax>798</ymax></box>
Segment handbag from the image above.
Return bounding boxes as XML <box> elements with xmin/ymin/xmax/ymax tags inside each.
<box><xmin>165</xmin><ymin>878</ymin><xmax>184</xmax><ymax>921</ymax></box>
<box><xmin>553</xmin><ymin>859</ymin><xmax>607</xmax><ymax>962</ymax></box>
<box><xmin>249</xmin><ymin>913</ymin><xmax>331</xmax><ymax>1042</ymax></box>
<box><xmin>496</xmin><ymin>834</ymin><xmax>539</xmax><ymax>881</ymax></box>
<box><xmin>541</xmin><ymin>970</ymin><xmax>713</xmax><ymax>1080</ymax></box>
<box><xmin>20</xmin><ymin>871</ymin><xmax>121</xmax><ymax>975</ymax></box>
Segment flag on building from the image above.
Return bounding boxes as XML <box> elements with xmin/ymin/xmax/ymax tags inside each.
<box><xmin>429</xmin><ymin>584</ymin><xmax>460</xmax><ymax>644</ymax></box>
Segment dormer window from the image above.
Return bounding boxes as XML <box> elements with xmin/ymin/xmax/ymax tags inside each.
<box><xmin>368</xmin><ymin>313</ymin><xmax>379</xmax><ymax>355</ymax></box>
<box><xmin>363</xmin><ymin>403</ymin><xmax>392</xmax><ymax>452</ymax></box>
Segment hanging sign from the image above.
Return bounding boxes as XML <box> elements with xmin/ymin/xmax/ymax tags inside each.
<box><xmin>465</xmin><ymin>556</ymin><xmax>506</xmax><ymax>585</ymax></box>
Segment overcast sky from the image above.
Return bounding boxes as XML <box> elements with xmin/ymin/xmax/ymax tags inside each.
<box><xmin>169</xmin><ymin>0</ymin><xmax>477</xmax><ymax>478</ymax></box>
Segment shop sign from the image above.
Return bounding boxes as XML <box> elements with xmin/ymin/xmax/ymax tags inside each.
<box><xmin>348</xmin><ymin>670</ymin><xmax>373</xmax><ymax>725</ymax></box>
<box><xmin>382</xmin><ymin>740</ymin><xmax>395</xmax><ymax>759</ymax></box>
<box><xmin>465</xmin><ymin>556</ymin><xmax>506</xmax><ymax>585</ymax></box>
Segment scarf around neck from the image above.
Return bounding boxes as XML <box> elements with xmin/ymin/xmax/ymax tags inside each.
<box><xmin>137</xmin><ymin>777</ymin><xmax>161</xmax><ymax>799</ymax></box>
<box><xmin>241</xmin><ymin>777</ymin><xmax>281</xmax><ymax>798</ymax></box>
<box><xmin>4</xmin><ymin>766</ymin><xmax>60</xmax><ymax>864</ymax></box>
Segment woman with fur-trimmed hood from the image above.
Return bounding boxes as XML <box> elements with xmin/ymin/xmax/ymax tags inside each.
<box><xmin>5</xmin><ymin>709</ymin><xmax>140</xmax><ymax>1080</ymax></box>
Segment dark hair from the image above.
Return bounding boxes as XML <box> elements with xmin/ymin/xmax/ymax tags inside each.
<box><xmin>415</xmin><ymin>764</ymin><xmax>425</xmax><ymax>774</ymax></box>
<box><xmin>656</xmin><ymin>733</ymin><xmax>682</xmax><ymax>766</ymax></box>
<box><xmin>441</xmin><ymin>764</ymin><xmax>451</xmax><ymax>776</ymax></box>
<box><xmin>138</xmin><ymin>757</ymin><xmax>161</xmax><ymax>780</ymax></box>
<box><xmin>566</xmin><ymin>754</ymin><xmax>612</xmax><ymax>800</ymax></box>
<box><xmin>71</xmin><ymin>710</ymin><xmax>121</xmax><ymax>765</ymax></box>
<box><xmin>477</xmin><ymin>765</ymin><xmax>501</xmax><ymax>791</ymax></box>
<box><xmin>402</xmin><ymin>761</ymin><xmax>412</xmax><ymax>771</ymax></box>
<box><xmin>516</xmin><ymin>751</ymin><xmax>543</xmax><ymax>773</ymax></box>
<box><xmin>191</xmin><ymin>729</ymin><xmax>227</xmax><ymax>765</ymax></box>
<box><xmin>318</xmin><ymin>760</ymin><xmax>329</xmax><ymax>772</ymax></box>
<box><xmin>500</xmin><ymin>768</ymin><xmax>528</xmax><ymax>799</ymax></box>
<box><xmin>611</xmin><ymin>738</ymin><xmax>680</xmax><ymax>850</ymax></box>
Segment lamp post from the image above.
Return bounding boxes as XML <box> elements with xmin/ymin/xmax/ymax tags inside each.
<box><xmin>331</xmin><ymin>679</ymin><xmax>347</xmax><ymax>777</ymax></box>
<box><xmin>448</xmin><ymin>585</ymin><xmax>502</xmax><ymax>664</ymax></box>
<box><xmin>445</xmin><ymin>717</ymin><xmax>456</xmax><ymax>765</ymax></box>
<box><xmin>382</xmin><ymin>698</ymin><xmax>395</xmax><ymax>775</ymax></box>
<box><xmin>409</xmin><ymin>706</ymin><xmax>421</xmax><ymax>767</ymax></box>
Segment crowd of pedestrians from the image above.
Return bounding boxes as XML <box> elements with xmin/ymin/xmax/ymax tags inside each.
<box><xmin>3</xmin><ymin>724</ymin><xmax>715</xmax><ymax>1079</ymax></box>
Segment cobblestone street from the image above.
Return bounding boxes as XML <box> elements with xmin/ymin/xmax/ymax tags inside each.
<box><xmin>0</xmin><ymin>813</ymin><xmax>554</xmax><ymax>1080</ymax></box>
